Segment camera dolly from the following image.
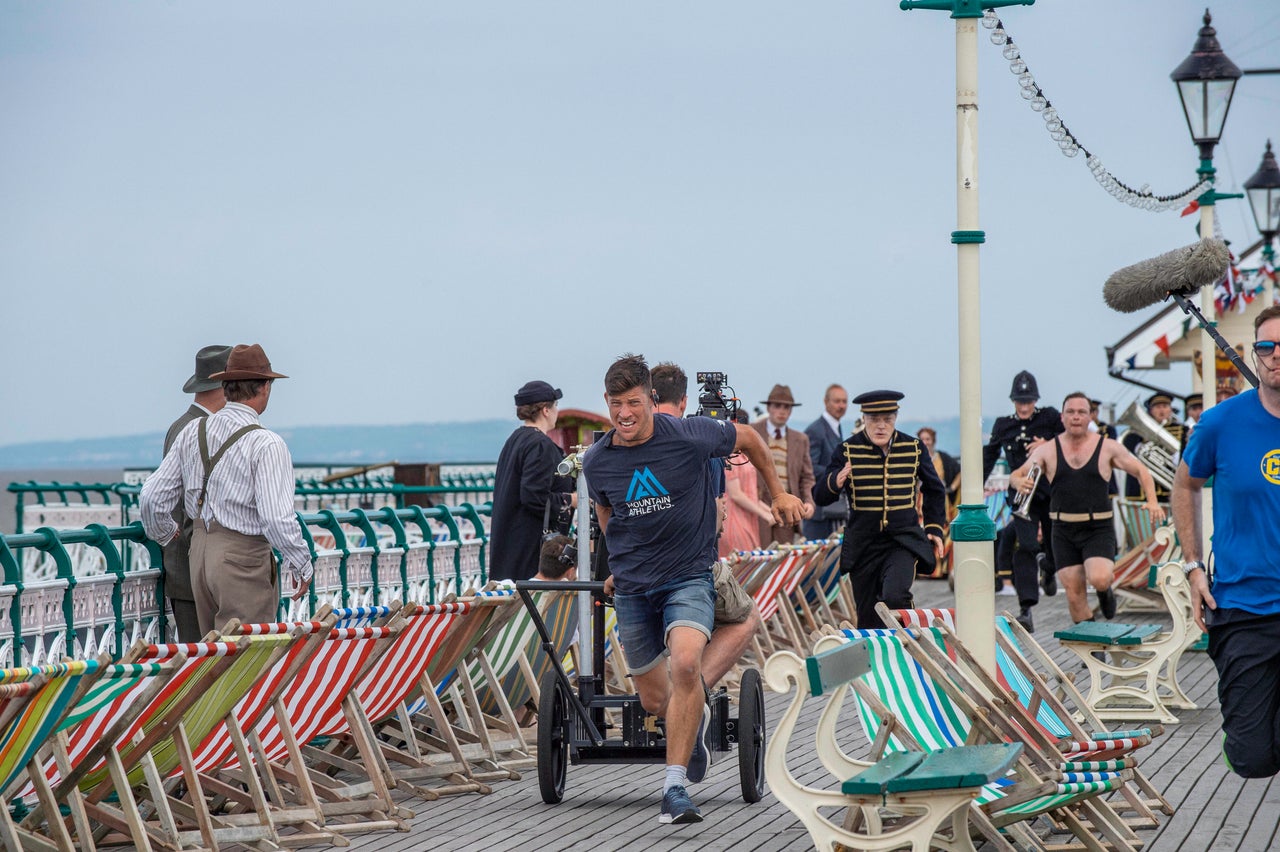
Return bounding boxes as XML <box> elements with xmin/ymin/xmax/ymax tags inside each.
<box><xmin>513</xmin><ymin>579</ymin><xmax>766</xmax><ymax>805</ymax></box>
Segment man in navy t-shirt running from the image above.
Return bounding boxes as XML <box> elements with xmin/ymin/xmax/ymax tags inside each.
<box><xmin>583</xmin><ymin>354</ymin><xmax>803</xmax><ymax>824</ymax></box>
<box><xmin>1173</xmin><ymin>305</ymin><xmax>1280</xmax><ymax>778</ymax></box>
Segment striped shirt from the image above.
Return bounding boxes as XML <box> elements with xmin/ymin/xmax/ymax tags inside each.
<box><xmin>140</xmin><ymin>402</ymin><xmax>312</xmax><ymax>573</ymax></box>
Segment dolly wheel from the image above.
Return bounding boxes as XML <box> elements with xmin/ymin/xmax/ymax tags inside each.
<box><xmin>737</xmin><ymin>667</ymin><xmax>766</xmax><ymax>802</ymax></box>
<box><xmin>537</xmin><ymin>670</ymin><xmax>570</xmax><ymax>803</ymax></box>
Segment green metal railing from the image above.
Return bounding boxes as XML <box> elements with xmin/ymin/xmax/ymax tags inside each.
<box><xmin>0</xmin><ymin>502</ymin><xmax>490</xmax><ymax>666</ymax></box>
<box><xmin>8</xmin><ymin>482</ymin><xmax>139</xmax><ymax>534</ymax></box>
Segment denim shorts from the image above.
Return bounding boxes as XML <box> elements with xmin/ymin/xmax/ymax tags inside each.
<box><xmin>614</xmin><ymin>570</ymin><xmax>715</xmax><ymax>675</ymax></box>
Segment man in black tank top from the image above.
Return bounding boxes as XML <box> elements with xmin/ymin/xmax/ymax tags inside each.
<box><xmin>1011</xmin><ymin>392</ymin><xmax>1165</xmax><ymax>624</ymax></box>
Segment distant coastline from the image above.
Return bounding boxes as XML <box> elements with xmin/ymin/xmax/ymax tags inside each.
<box><xmin>0</xmin><ymin>415</ymin><xmax>972</xmax><ymax>534</ymax></box>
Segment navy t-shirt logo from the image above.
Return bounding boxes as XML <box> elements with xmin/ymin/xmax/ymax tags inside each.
<box><xmin>627</xmin><ymin>467</ymin><xmax>669</xmax><ymax>501</ymax></box>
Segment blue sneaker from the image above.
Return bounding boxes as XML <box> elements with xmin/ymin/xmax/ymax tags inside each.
<box><xmin>686</xmin><ymin>703</ymin><xmax>713</xmax><ymax>783</ymax></box>
<box><xmin>659</xmin><ymin>784</ymin><xmax>702</xmax><ymax>824</ymax></box>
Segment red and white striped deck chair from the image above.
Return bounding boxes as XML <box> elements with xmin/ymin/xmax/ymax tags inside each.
<box><xmin>308</xmin><ymin>601</ymin><xmax>493</xmax><ymax>800</ymax></box>
<box><xmin>750</xmin><ymin>547</ymin><xmax>810</xmax><ymax>657</ymax></box>
<box><xmin>387</xmin><ymin>587</ymin><xmax>524</xmax><ymax>785</ymax></box>
<box><xmin>242</xmin><ymin>620</ymin><xmax>413</xmax><ymax>838</ymax></box>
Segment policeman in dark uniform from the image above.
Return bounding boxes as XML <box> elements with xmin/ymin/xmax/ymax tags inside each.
<box><xmin>813</xmin><ymin>390</ymin><xmax>946</xmax><ymax>630</ymax></box>
<box><xmin>1120</xmin><ymin>392</ymin><xmax>1184</xmax><ymax>502</ymax></box>
<box><xmin>983</xmin><ymin>371</ymin><xmax>1064</xmax><ymax>632</ymax></box>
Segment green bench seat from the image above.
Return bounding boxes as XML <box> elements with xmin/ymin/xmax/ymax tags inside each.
<box><xmin>1054</xmin><ymin>622</ymin><xmax>1162</xmax><ymax>646</ymax></box>
<box><xmin>843</xmin><ymin>743</ymin><xmax>1023</xmax><ymax>796</ymax></box>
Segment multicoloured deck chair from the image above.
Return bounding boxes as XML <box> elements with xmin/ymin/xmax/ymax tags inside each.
<box><xmin>887</xmin><ymin>606</ymin><xmax>1170</xmax><ymax>828</ymax></box>
<box><xmin>0</xmin><ymin>660</ymin><xmax>102</xmax><ymax>852</ymax></box>
<box><xmin>794</xmin><ymin>536</ymin><xmax>854</xmax><ymax>630</ymax></box>
<box><xmin>747</xmin><ymin>547</ymin><xmax>810</xmax><ymax>657</ymax></box>
<box><xmin>1112</xmin><ymin>519</ymin><xmax>1180</xmax><ymax>613</ymax></box>
<box><xmin>826</xmin><ymin>627</ymin><xmax>1144</xmax><ymax>851</ymax></box>
<box><xmin>70</xmin><ymin>635</ymin><xmax>309</xmax><ymax>851</ymax></box>
<box><xmin>15</xmin><ymin>653</ymin><xmax>183</xmax><ymax>848</ymax></box>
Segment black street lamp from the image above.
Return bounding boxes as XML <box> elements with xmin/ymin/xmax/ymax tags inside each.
<box><xmin>1244</xmin><ymin>141</ymin><xmax>1280</xmax><ymax>262</ymax></box>
<box><xmin>1171</xmin><ymin>8</ymin><xmax>1243</xmax><ymax>166</ymax></box>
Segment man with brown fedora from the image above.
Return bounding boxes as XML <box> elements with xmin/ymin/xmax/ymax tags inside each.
<box><xmin>750</xmin><ymin>384</ymin><xmax>815</xmax><ymax>546</ymax></box>
<box><xmin>142</xmin><ymin>343</ymin><xmax>313</xmax><ymax>635</ymax></box>
<box><xmin>158</xmin><ymin>344</ymin><xmax>232</xmax><ymax>641</ymax></box>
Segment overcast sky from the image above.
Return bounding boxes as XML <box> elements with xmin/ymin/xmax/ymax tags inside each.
<box><xmin>1</xmin><ymin>1</ymin><xmax>1276</xmax><ymax>446</ymax></box>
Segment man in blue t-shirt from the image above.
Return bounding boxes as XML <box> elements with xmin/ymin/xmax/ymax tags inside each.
<box><xmin>1173</xmin><ymin>305</ymin><xmax>1280</xmax><ymax>778</ymax></box>
<box><xmin>583</xmin><ymin>354</ymin><xmax>803</xmax><ymax>825</ymax></box>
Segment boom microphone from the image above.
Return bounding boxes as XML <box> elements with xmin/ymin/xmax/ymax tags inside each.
<box><xmin>1102</xmin><ymin>238</ymin><xmax>1230</xmax><ymax>313</ymax></box>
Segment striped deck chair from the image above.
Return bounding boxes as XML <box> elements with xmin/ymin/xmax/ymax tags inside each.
<box><xmin>67</xmin><ymin>636</ymin><xmax>306</xmax><ymax>851</ymax></box>
<box><xmin>1113</xmin><ymin>526</ymin><xmax>1181</xmax><ymax>614</ymax></box>
<box><xmin>825</xmin><ymin>629</ymin><xmax>1144</xmax><ymax>851</ymax></box>
<box><xmin>0</xmin><ymin>660</ymin><xmax>102</xmax><ymax>852</ymax></box>
<box><xmin>387</xmin><ymin>587</ymin><xmax>524</xmax><ymax>785</ymax></box>
<box><xmin>306</xmin><ymin>601</ymin><xmax>495</xmax><ymax>800</ymax></box>
<box><xmin>888</xmin><ymin>607</ymin><xmax>1171</xmax><ymax>826</ymax></box>
<box><xmin>504</xmin><ymin>590</ymin><xmax>578</xmax><ymax>713</ymax></box>
<box><xmin>238</xmin><ymin>621</ymin><xmax>413</xmax><ymax>838</ymax></box>
<box><xmin>750</xmin><ymin>548</ymin><xmax>810</xmax><ymax>657</ymax></box>
<box><xmin>15</xmin><ymin>655</ymin><xmax>183</xmax><ymax>849</ymax></box>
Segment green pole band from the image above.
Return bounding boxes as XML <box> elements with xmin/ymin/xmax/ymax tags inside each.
<box><xmin>951</xmin><ymin>230</ymin><xmax>986</xmax><ymax>244</ymax></box>
<box><xmin>950</xmin><ymin>504</ymin><xmax>997</xmax><ymax>542</ymax></box>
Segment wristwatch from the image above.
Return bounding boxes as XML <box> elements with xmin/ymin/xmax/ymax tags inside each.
<box><xmin>1182</xmin><ymin>560</ymin><xmax>1206</xmax><ymax>575</ymax></box>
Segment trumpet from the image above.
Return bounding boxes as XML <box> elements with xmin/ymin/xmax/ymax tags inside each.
<box><xmin>1011</xmin><ymin>463</ymin><xmax>1042</xmax><ymax>521</ymax></box>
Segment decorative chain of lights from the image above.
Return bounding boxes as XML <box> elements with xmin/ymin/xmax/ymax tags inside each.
<box><xmin>982</xmin><ymin>10</ymin><xmax>1211</xmax><ymax>212</ymax></box>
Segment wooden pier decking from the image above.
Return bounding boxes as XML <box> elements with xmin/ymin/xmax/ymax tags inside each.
<box><xmin>91</xmin><ymin>577</ymin><xmax>1277</xmax><ymax>852</ymax></box>
<box><xmin>322</xmin><ymin>577</ymin><xmax>1280</xmax><ymax>852</ymax></box>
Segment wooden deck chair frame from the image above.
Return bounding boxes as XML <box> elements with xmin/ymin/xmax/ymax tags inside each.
<box><xmin>887</xmin><ymin>606</ymin><xmax>1170</xmax><ymax>831</ymax></box>
<box><xmin>230</xmin><ymin>615</ymin><xmax>415</xmax><ymax>841</ymax></box>
<box><xmin>0</xmin><ymin>659</ymin><xmax>105</xmax><ymax>852</ymax></box>
<box><xmin>996</xmin><ymin>610</ymin><xmax>1175</xmax><ymax>820</ymax></box>
<box><xmin>85</xmin><ymin>632</ymin><xmax>332</xmax><ymax>852</ymax></box>
<box><xmin>375</xmin><ymin>590</ymin><xmax>524</xmax><ymax>787</ymax></box>
<box><xmin>810</xmin><ymin>630</ymin><xmax>1120</xmax><ymax>852</ymax></box>
<box><xmin>876</xmin><ymin>617</ymin><xmax>1148</xmax><ymax>851</ymax></box>
<box><xmin>310</xmin><ymin>601</ymin><xmax>494</xmax><ymax>801</ymax></box>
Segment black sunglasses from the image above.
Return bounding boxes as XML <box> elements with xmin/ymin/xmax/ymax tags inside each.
<box><xmin>1254</xmin><ymin>341</ymin><xmax>1279</xmax><ymax>358</ymax></box>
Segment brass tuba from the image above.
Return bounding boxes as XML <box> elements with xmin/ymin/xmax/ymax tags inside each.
<box><xmin>1117</xmin><ymin>400</ymin><xmax>1178</xmax><ymax>491</ymax></box>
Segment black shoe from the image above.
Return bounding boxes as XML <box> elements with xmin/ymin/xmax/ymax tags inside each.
<box><xmin>1097</xmin><ymin>589</ymin><xmax>1117</xmax><ymax>620</ymax></box>
<box><xmin>1038</xmin><ymin>552</ymin><xmax>1057</xmax><ymax>597</ymax></box>
<box><xmin>1016</xmin><ymin>607</ymin><xmax>1034</xmax><ymax>633</ymax></box>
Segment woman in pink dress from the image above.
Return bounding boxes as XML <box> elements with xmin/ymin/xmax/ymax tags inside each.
<box><xmin>719</xmin><ymin>455</ymin><xmax>778</xmax><ymax>558</ymax></box>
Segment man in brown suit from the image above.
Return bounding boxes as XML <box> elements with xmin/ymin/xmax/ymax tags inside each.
<box><xmin>161</xmin><ymin>344</ymin><xmax>232</xmax><ymax>641</ymax></box>
<box><xmin>751</xmin><ymin>384</ymin><xmax>815</xmax><ymax>545</ymax></box>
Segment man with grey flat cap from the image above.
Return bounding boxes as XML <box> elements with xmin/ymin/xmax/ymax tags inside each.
<box><xmin>813</xmin><ymin>390</ymin><xmax>945</xmax><ymax>630</ymax></box>
<box><xmin>142</xmin><ymin>343</ymin><xmax>313</xmax><ymax>634</ymax></box>
<box><xmin>158</xmin><ymin>344</ymin><xmax>231</xmax><ymax>640</ymax></box>
<box><xmin>490</xmin><ymin>379</ymin><xmax>576</xmax><ymax>583</ymax></box>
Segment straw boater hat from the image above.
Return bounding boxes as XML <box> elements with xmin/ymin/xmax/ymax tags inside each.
<box><xmin>760</xmin><ymin>384</ymin><xmax>801</xmax><ymax>407</ymax></box>
<box><xmin>208</xmin><ymin>344</ymin><xmax>288</xmax><ymax>381</ymax></box>
<box><xmin>852</xmin><ymin>390</ymin><xmax>904</xmax><ymax>414</ymax></box>
<box><xmin>183</xmin><ymin>345</ymin><xmax>232</xmax><ymax>393</ymax></box>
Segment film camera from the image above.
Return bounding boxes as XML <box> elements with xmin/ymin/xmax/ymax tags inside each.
<box><xmin>694</xmin><ymin>372</ymin><xmax>740</xmax><ymax>422</ymax></box>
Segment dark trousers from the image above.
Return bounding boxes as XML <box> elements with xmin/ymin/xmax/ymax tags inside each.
<box><xmin>1010</xmin><ymin>498</ymin><xmax>1053</xmax><ymax>609</ymax></box>
<box><xmin>848</xmin><ymin>538</ymin><xmax>916</xmax><ymax>631</ymax></box>
<box><xmin>169</xmin><ymin>598</ymin><xmax>203</xmax><ymax>643</ymax></box>
<box><xmin>996</xmin><ymin>524</ymin><xmax>1015</xmax><ymax>585</ymax></box>
<box><xmin>1208</xmin><ymin>610</ymin><xmax>1280</xmax><ymax>778</ymax></box>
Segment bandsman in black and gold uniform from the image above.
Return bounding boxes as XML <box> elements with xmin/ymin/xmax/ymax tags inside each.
<box><xmin>813</xmin><ymin>390</ymin><xmax>945</xmax><ymax>630</ymax></box>
<box><xmin>1121</xmin><ymin>391</ymin><xmax>1184</xmax><ymax>502</ymax></box>
<box><xmin>1088</xmin><ymin>399</ymin><xmax>1113</xmax><ymax>438</ymax></box>
<box><xmin>983</xmin><ymin>371</ymin><xmax>1064</xmax><ymax>632</ymax></box>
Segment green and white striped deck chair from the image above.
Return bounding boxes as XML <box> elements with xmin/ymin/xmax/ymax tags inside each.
<box><xmin>0</xmin><ymin>659</ymin><xmax>102</xmax><ymax>852</ymax></box>
<box><xmin>493</xmin><ymin>589</ymin><xmax>578</xmax><ymax>714</ymax></box>
<box><xmin>821</xmin><ymin>629</ymin><xmax>1143</xmax><ymax>852</ymax></box>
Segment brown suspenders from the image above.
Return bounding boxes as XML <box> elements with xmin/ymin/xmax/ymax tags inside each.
<box><xmin>196</xmin><ymin>420</ymin><xmax>263</xmax><ymax>509</ymax></box>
